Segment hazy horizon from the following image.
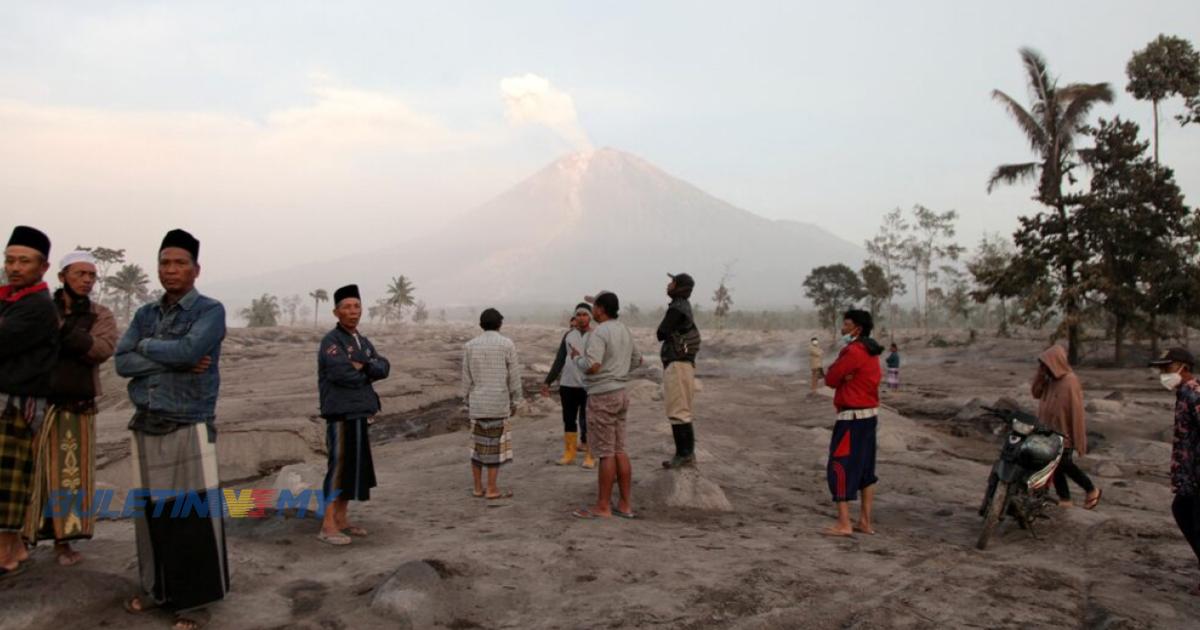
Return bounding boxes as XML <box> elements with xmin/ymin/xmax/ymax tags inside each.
<box><xmin>4</xmin><ymin>1</ymin><xmax>1199</xmax><ymax>291</ymax></box>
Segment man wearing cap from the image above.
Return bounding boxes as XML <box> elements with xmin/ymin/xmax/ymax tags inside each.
<box><xmin>571</xmin><ymin>292</ymin><xmax>643</xmax><ymax>519</ymax></box>
<box><xmin>463</xmin><ymin>308</ymin><xmax>523</xmax><ymax>499</ymax></box>
<box><xmin>657</xmin><ymin>273</ymin><xmax>702</xmax><ymax>469</ymax></box>
<box><xmin>316</xmin><ymin>284</ymin><xmax>389</xmax><ymax>546</ymax></box>
<box><xmin>822</xmin><ymin>309</ymin><xmax>884</xmax><ymax>537</ymax></box>
<box><xmin>22</xmin><ymin>250</ymin><xmax>118</xmax><ymax>567</ymax></box>
<box><xmin>542</xmin><ymin>303</ymin><xmax>595</xmax><ymax>469</ymax></box>
<box><xmin>1151</xmin><ymin>347</ymin><xmax>1200</xmax><ymax>596</ymax></box>
<box><xmin>116</xmin><ymin>229</ymin><xmax>229</xmax><ymax>627</ymax></box>
<box><xmin>0</xmin><ymin>226</ymin><xmax>58</xmax><ymax>579</ymax></box>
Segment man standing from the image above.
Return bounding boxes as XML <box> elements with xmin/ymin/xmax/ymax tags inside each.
<box><xmin>542</xmin><ymin>304</ymin><xmax>595</xmax><ymax>468</ymax></box>
<box><xmin>0</xmin><ymin>226</ymin><xmax>58</xmax><ymax>579</ymax></box>
<box><xmin>462</xmin><ymin>308</ymin><xmax>522</xmax><ymax>499</ymax></box>
<box><xmin>1150</xmin><ymin>347</ymin><xmax>1200</xmax><ymax>596</ymax></box>
<box><xmin>809</xmin><ymin>337</ymin><xmax>824</xmax><ymax>394</ymax></box>
<box><xmin>23</xmin><ymin>250</ymin><xmax>118</xmax><ymax>567</ymax></box>
<box><xmin>571</xmin><ymin>292</ymin><xmax>642</xmax><ymax>519</ymax></box>
<box><xmin>657</xmin><ymin>273</ymin><xmax>701</xmax><ymax>469</ymax></box>
<box><xmin>116</xmin><ymin>230</ymin><xmax>228</xmax><ymax>628</ymax></box>
<box><xmin>822</xmin><ymin>309</ymin><xmax>884</xmax><ymax>537</ymax></box>
<box><xmin>1032</xmin><ymin>345</ymin><xmax>1101</xmax><ymax>509</ymax></box>
<box><xmin>317</xmin><ymin>284</ymin><xmax>389</xmax><ymax>545</ymax></box>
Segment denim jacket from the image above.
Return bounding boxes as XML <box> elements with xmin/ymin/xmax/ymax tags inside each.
<box><xmin>115</xmin><ymin>289</ymin><xmax>226</xmax><ymax>423</ymax></box>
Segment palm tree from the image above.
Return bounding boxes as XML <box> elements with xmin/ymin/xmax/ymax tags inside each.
<box><xmin>106</xmin><ymin>264</ymin><xmax>150</xmax><ymax>322</ymax></box>
<box><xmin>988</xmin><ymin>47</ymin><xmax>1113</xmax><ymax>364</ymax></box>
<box><xmin>386</xmin><ymin>276</ymin><xmax>416</xmax><ymax>322</ymax></box>
<box><xmin>309</xmin><ymin>289</ymin><xmax>329</xmax><ymax>327</ymax></box>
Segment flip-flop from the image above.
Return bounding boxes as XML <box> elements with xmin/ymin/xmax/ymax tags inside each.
<box><xmin>123</xmin><ymin>594</ymin><xmax>160</xmax><ymax>614</ymax></box>
<box><xmin>613</xmin><ymin>509</ymin><xmax>636</xmax><ymax>519</ymax></box>
<box><xmin>485</xmin><ymin>490</ymin><xmax>514</xmax><ymax>500</ymax></box>
<box><xmin>572</xmin><ymin>507</ymin><xmax>610</xmax><ymax>519</ymax></box>
<box><xmin>173</xmin><ymin>608</ymin><xmax>211</xmax><ymax>630</ymax></box>
<box><xmin>0</xmin><ymin>562</ymin><xmax>27</xmax><ymax>581</ymax></box>
<box><xmin>853</xmin><ymin>525</ymin><xmax>877</xmax><ymax>535</ymax></box>
<box><xmin>819</xmin><ymin>527</ymin><xmax>855</xmax><ymax>538</ymax></box>
<box><xmin>471</xmin><ymin>490</ymin><xmax>485</xmax><ymax>498</ymax></box>
<box><xmin>316</xmin><ymin>531</ymin><xmax>352</xmax><ymax>546</ymax></box>
<box><xmin>1084</xmin><ymin>488</ymin><xmax>1103</xmax><ymax>510</ymax></box>
<box><xmin>342</xmin><ymin>526</ymin><xmax>368</xmax><ymax>537</ymax></box>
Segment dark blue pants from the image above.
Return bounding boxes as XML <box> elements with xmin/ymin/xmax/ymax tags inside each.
<box><xmin>827</xmin><ymin>417</ymin><xmax>878</xmax><ymax>502</ymax></box>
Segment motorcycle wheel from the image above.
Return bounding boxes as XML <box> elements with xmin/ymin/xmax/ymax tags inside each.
<box><xmin>976</xmin><ymin>483</ymin><xmax>1009</xmax><ymax>550</ymax></box>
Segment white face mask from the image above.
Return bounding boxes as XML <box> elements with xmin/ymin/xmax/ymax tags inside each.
<box><xmin>811</xmin><ymin>340</ymin><xmax>819</xmax><ymax>346</ymax></box>
<box><xmin>840</xmin><ymin>334</ymin><xmax>855</xmax><ymax>344</ymax></box>
<box><xmin>1161</xmin><ymin>371</ymin><xmax>1184</xmax><ymax>391</ymax></box>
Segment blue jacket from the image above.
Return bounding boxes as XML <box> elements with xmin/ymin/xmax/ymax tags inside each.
<box><xmin>115</xmin><ymin>289</ymin><xmax>226</xmax><ymax>423</ymax></box>
<box><xmin>318</xmin><ymin>325</ymin><xmax>390</xmax><ymax>419</ymax></box>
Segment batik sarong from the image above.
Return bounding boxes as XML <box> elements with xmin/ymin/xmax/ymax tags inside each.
<box><xmin>470</xmin><ymin>417</ymin><xmax>513</xmax><ymax>467</ymax></box>
<box><xmin>323</xmin><ymin>417</ymin><xmax>377</xmax><ymax>502</ymax></box>
<box><xmin>886</xmin><ymin>368</ymin><xmax>901</xmax><ymax>390</ymax></box>
<box><xmin>131</xmin><ymin>422</ymin><xmax>229</xmax><ymax>611</ymax></box>
<box><xmin>23</xmin><ymin>405</ymin><xmax>95</xmax><ymax>542</ymax></box>
<box><xmin>0</xmin><ymin>396</ymin><xmax>42</xmax><ymax>532</ymax></box>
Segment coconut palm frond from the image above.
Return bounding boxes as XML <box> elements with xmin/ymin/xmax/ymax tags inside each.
<box><xmin>992</xmin><ymin>90</ymin><xmax>1047</xmax><ymax>151</ymax></box>
<box><xmin>1058</xmin><ymin>82</ymin><xmax>1116</xmax><ymax>133</ymax></box>
<box><xmin>1018</xmin><ymin>47</ymin><xmax>1054</xmax><ymax>107</ymax></box>
<box><xmin>987</xmin><ymin>162</ymin><xmax>1040</xmax><ymax>193</ymax></box>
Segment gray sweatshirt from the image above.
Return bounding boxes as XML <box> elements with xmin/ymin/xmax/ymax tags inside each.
<box><xmin>574</xmin><ymin>319</ymin><xmax>642</xmax><ymax>395</ymax></box>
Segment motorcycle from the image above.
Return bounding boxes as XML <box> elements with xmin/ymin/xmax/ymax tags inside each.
<box><xmin>976</xmin><ymin>406</ymin><xmax>1065</xmax><ymax>550</ymax></box>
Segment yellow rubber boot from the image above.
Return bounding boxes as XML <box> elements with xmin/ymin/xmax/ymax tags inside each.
<box><xmin>581</xmin><ymin>442</ymin><xmax>596</xmax><ymax>469</ymax></box>
<box><xmin>556</xmin><ymin>433</ymin><xmax>578</xmax><ymax>466</ymax></box>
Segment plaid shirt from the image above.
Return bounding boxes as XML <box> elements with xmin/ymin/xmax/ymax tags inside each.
<box><xmin>462</xmin><ymin>331</ymin><xmax>523</xmax><ymax>419</ymax></box>
<box><xmin>1172</xmin><ymin>379</ymin><xmax>1200</xmax><ymax>496</ymax></box>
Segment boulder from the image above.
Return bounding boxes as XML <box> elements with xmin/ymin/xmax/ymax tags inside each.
<box><xmin>370</xmin><ymin>560</ymin><xmax>446</xmax><ymax>627</ymax></box>
<box><xmin>650</xmin><ymin>467</ymin><xmax>734</xmax><ymax>512</ymax></box>
<box><xmin>1117</xmin><ymin>440</ymin><xmax>1172</xmax><ymax>466</ymax></box>
<box><xmin>1085</xmin><ymin>399</ymin><xmax>1123</xmax><ymax>415</ymax></box>
<box><xmin>953</xmin><ymin>398</ymin><xmax>989</xmax><ymax>422</ymax></box>
<box><xmin>271</xmin><ymin>462</ymin><xmax>327</xmax><ymax>512</ymax></box>
<box><xmin>1103</xmin><ymin>391</ymin><xmax>1125</xmax><ymax>402</ymax></box>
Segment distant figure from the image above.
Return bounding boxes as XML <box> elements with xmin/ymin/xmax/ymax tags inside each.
<box><xmin>822</xmin><ymin>309</ymin><xmax>884</xmax><ymax>537</ymax></box>
<box><xmin>463</xmin><ymin>308</ymin><xmax>523</xmax><ymax>500</ymax></box>
<box><xmin>116</xmin><ymin>229</ymin><xmax>229</xmax><ymax>628</ymax></box>
<box><xmin>809</xmin><ymin>337</ymin><xmax>824</xmax><ymax>393</ymax></box>
<box><xmin>657</xmin><ymin>273</ymin><xmax>701</xmax><ymax>469</ymax></box>
<box><xmin>571</xmin><ymin>292</ymin><xmax>642</xmax><ymax>519</ymax></box>
<box><xmin>885</xmin><ymin>343</ymin><xmax>901</xmax><ymax>390</ymax></box>
<box><xmin>1031</xmin><ymin>345</ymin><xmax>1100</xmax><ymax>510</ymax></box>
<box><xmin>0</xmin><ymin>226</ymin><xmax>58</xmax><ymax>579</ymax></box>
<box><xmin>316</xmin><ymin>284</ymin><xmax>389</xmax><ymax>546</ymax></box>
<box><xmin>22</xmin><ymin>250</ymin><xmax>118</xmax><ymax>567</ymax></box>
<box><xmin>542</xmin><ymin>304</ymin><xmax>595</xmax><ymax>468</ymax></box>
<box><xmin>1150</xmin><ymin>347</ymin><xmax>1200</xmax><ymax>596</ymax></box>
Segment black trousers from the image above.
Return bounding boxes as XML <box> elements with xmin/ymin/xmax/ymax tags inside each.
<box><xmin>1173</xmin><ymin>494</ymin><xmax>1200</xmax><ymax>569</ymax></box>
<box><xmin>559</xmin><ymin>386</ymin><xmax>588</xmax><ymax>444</ymax></box>
<box><xmin>1053</xmin><ymin>448</ymin><xmax>1095</xmax><ymax>500</ymax></box>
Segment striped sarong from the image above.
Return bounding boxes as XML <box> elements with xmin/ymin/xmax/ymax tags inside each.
<box><xmin>470</xmin><ymin>417</ymin><xmax>513</xmax><ymax>467</ymax></box>
<box><xmin>23</xmin><ymin>405</ymin><xmax>95</xmax><ymax>543</ymax></box>
<box><xmin>323</xmin><ymin>417</ymin><xmax>376</xmax><ymax>502</ymax></box>
<box><xmin>132</xmin><ymin>422</ymin><xmax>229</xmax><ymax>611</ymax></box>
<box><xmin>886</xmin><ymin>368</ymin><xmax>901</xmax><ymax>389</ymax></box>
<box><xmin>0</xmin><ymin>396</ymin><xmax>42</xmax><ymax>532</ymax></box>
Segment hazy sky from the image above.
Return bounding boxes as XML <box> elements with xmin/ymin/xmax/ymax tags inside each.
<box><xmin>3</xmin><ymin>1</ymin><xmax>1199</xmax><ymax>286</ymax></box>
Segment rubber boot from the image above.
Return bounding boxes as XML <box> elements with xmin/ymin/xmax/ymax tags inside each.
<box><xmin>581</xmin><ymin>442</ymin><xmax>595</xmax><ymax>469</ymax></box>
<box><xmin>556</xmin><ymin>433</ymin><xmax>578</xmax><ymax>466</ymax></box>
<box><xmin>662</xmin><ymin>424</ymin><xmax>686</xmax><ymax>469</ymax></box>
<box><xmin>681</xmin><ymin>423</ymin><xmax>696</xmax><ymax>464</ymax></box>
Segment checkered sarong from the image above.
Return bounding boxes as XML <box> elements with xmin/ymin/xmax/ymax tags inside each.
<box><xmin>0</xmin><ymin>396</ymin><xmax>43</xmax><ymax>532</ymax></box>
<box><xmin>470</xmin><ymin>417</ymin><xmax>513</xmax><ymax>467</ymax></box>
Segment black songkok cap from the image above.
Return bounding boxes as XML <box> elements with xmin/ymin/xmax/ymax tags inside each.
<box><xmin>160</xmin><ymin>229</ymin><xmax>200</xmax><ymax>262</ymax></box>
<box><xmin>7</xmin><ymin>225</ymin><xmax>50</xmax><ymax>258</ymax></box>
<box><xmin>334</xmin><ymin>284</ymin><xmax>361</xmax><ymax>305</ymax></box>
<box><xmin>668</xmin><ymin>272</ymin><xmax>696</xmax><ymax>289</ymax></box>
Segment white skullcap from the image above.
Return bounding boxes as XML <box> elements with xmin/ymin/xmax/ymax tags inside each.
<box><xmin>59</xmin><ymin>250</ymin><xmax>98</xmax><ymax>271</ymax></box>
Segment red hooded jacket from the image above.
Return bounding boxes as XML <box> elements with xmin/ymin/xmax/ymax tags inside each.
<box><xmin>825</xmin><ymin>338</ymin><xmax>883</xmax><ymax>411</ymax></box>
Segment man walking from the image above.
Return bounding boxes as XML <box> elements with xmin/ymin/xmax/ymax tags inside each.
<box><xmin>0</xmin><ymin>226</ymin><xmax>58</xmax><ymax>579</ymax></box>
<box><xmin>23</xmin><ymin>250</ymin><xmax>118</xmax><ymax>566</ymax></box>
<box><xmin>1151</xmin><ymin>347</ymin><xmax>1200</xmax><ymax>596</ymax></box>
<box><xmin>657</xmin><ymin>273</ymin><xmax>701</xmax><ymax>469</ymax></box>
<box><xmin>822</xmin><ymin>310</ymin><xmax>884</xmax><ymax>537</ymax></box>
<box><xmin>571</xmin><ymin>292</ymin><xmax>642</xmax><ymax>519</ymax></box>
<box><xmin>317</xmin><ymin>284</ymin><xmax>389</xmax><ymax>545</ymax></box>
<box><xmin>116</xmin><ymin>229</ymin><xmax>228</xmax><ymax>628</ymax></box>
<box><xmin>463</xmin><ymin>308</ymin><xmax>522</xmax><ymax>500</ymax></box>
<box><xmin>542</xmin><ymin>304</ymin><xmax>595</xmax><ymax>468</ymax></box>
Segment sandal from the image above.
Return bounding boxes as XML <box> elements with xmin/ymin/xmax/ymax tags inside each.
<box><xmin>316</xmin><ymin>531</ymin><xmax>352</xmax><ymax>546</ymax></box>
<box><xmin>173</xmin><ymin>608</ymin><xmax>211</xmax><ymax>630</ymax></box>
<box><xmin>1084</xmin><ymin>488</ymin><xmax>1103</xmax><ymax>510</ymax></box>
<box><xmin>613</xmin><ymin>508</ymin><xmax>636</xmax><ymax>519</ymax></box>
<box><xmin>342</xmin><ymin>526</ymin><xmax>368</xmax><ymax>537</ymax></box>
<box><xmin>485</xmin><ymin>490</ymin><xmax>514</xmax><ymax>500</ymax></box>
<box><xmin>572</xmin><ymin>507</ymin><xmax>610</xmax><ymax>519</ymax></box>
<box><xmin>124</xmin><ymin>594</ymin><xmax>160</xmax><ymax>614</ymax></box>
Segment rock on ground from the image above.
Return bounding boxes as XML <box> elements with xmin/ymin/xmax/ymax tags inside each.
<box><xmin>649</xmin><ymin>467</ymin><xmax>734</xmax><ymax>512</ymax></box>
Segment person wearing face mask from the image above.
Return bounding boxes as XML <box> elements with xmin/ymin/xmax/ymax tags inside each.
<box><xmin>808</xmin><ymin>337</ymin><xmax>824</xmax><ymax>394</ymax></box>
<box><xmin>1031</xmin><ymin>345</ymin><xmax>1101</xmax><ymax>510</ymax></box>
<box><xmin>1150</xmin><ymin>347</ymin><xmax>1200</xmax><ymax>596</ymax></box>
<box><xmin>22</xmin><ymin>250</ymin><xmax>118</xmax><ymax>567</ymax></box>
<box><xmin>821</xmin><ymin>309</ymin><xmax>884</xmax><ymax>537</ymax></box>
